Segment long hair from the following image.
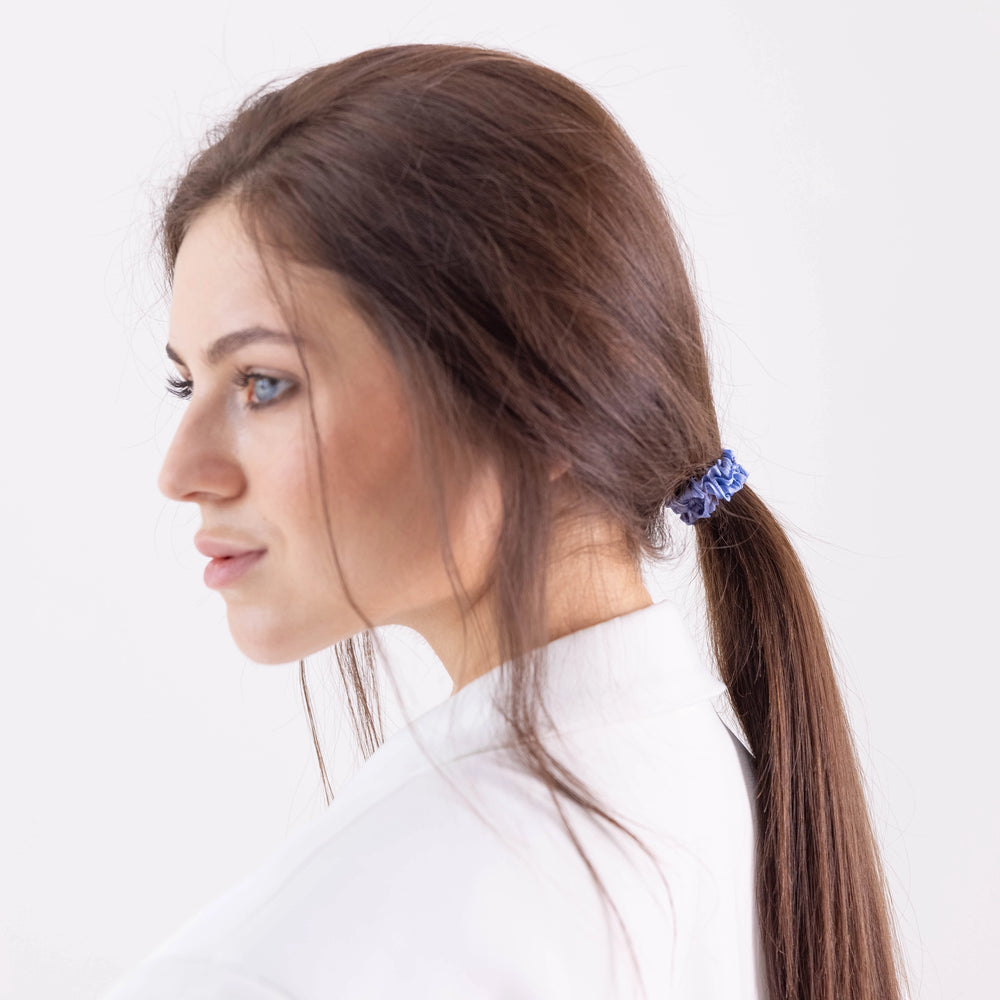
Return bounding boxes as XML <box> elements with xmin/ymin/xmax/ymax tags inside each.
<box><xmin>155</xmin><ymin>43</ymin><xmax>909</xmax><ymax>999</ymax></box>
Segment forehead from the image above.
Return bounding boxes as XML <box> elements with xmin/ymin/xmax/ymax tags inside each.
<box><xmin>170</xmin><ymin>201</ymin><xmax>280</xmax><ymax>331</ymax></box>
<box><xmin>167</xmin><ymin>201</ymin><xmax>391</xmax><ymax>375</ymax></box>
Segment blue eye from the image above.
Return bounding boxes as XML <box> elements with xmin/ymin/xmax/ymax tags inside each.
<box><xmin>164</xmin><ymin>369</ymin><xmax>296</xmax><ymax>411</ymax></box>
<box><xmin>233</xmin><ymin>371</ymin><xmax>292</xmax><ymax>410</ymax></box>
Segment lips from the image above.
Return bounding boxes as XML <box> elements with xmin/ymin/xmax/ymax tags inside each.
<box><xmin>203</xmin><ymin>549</ymin><xmax>266</xmax><ymax>589</ymax></box>
<box><xmin>194</xmin><ymin>533</ymin><xmax>267</xmax><ymax>560</ymax></box>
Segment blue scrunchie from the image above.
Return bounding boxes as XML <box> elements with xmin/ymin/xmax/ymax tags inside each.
<box><xmin>668</xmin><ymin>449</ymin><xmax>749</xmax><ymax>525</ymax></box>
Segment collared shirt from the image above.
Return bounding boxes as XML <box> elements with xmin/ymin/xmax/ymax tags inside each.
<box><xmin>100</xmin><ymin>597</ymin><xmax>767</xmax><ymax>999</ymax></box>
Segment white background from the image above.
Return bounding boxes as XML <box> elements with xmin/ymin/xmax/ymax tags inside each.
<box><xmin>1</xmin><ymin>2</ymin><xmax>995</xmax><ymax>998</ymax></box>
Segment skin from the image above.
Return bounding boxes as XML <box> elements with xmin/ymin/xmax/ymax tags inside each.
<box><xmin>158</xmin><ymin>198</ymin><xmax>652</xmax><ymax>693</ymax></box>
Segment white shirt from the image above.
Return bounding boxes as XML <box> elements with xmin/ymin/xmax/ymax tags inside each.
<box><xmin>101</xmin><ymin>598</ymin><xmax>767</xmax><ymax>999</ymax></box>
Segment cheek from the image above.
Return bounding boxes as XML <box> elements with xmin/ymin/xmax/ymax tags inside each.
<box><xmin>252</xmin><ymin>419</ymin><xmax>317</xmax><ymax>527</ymax></box>
<box><xmin>328</xmin><ymin>399</ymin><xmax>437</xmax><ymax>563</ymax></box>
<box><xmin>318</xmin><ymin>391</ymin><xmax>464</xmax><ymax>618</ymax></box>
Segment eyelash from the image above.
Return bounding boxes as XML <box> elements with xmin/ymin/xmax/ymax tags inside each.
<box><xmin>165</xmin><ymin>368</ymin><xmax>295</xmax><ymax>411</ymax></box>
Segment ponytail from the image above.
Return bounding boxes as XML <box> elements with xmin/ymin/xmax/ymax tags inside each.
<box><xmin>696</xmin><ymin>485</ymin><xmax>909</xmax><ymax>1000</ymax></box>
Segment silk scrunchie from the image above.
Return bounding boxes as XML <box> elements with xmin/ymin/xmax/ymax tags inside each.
<box><xmin>668</xmin><ymin>449</ymin><xmax>749</xmax><ymax>525</ymax></box>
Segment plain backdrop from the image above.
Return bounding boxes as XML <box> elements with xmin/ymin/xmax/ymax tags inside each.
<box><xmin>1</xmin><ymin>2</ymin><xmax>995</xmax><ymax>998</ymax></box>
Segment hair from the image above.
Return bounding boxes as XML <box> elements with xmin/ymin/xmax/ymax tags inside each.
<box><xmin>155</xmin><ymin>42</ymin><xmax>910</xmax><ymax>1000</ymax></box>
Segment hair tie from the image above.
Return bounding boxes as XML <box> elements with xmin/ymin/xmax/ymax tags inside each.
<box><xmin>668</xmin><ymin>448</ymin><xmax>749</xmax><ymax>525</ymax></box>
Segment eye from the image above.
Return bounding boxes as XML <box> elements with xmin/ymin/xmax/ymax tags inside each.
<box><xmin>232</xmin><ymin>369</ymin><xmax>295</xmax><ymax>409</ymax></box>
<box><xmin>164</xmin><ymin>369</ymin><xmax>296</xmax><ymax>410</ymax></box>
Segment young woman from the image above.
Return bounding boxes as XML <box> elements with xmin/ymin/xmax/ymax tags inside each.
<box><xmin>103</xmin><ymin>43</ymin><xmax>909</xmax><ymax>1000</ymax></box>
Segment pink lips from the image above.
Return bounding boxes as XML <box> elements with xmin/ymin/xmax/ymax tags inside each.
<box><xmin>203</xmin><ymin>550</ymin><xmax>266</xmax><ymax>589</ymax></box>
<box><xmin>194</xmin><ymin>534</ymin><xmax>267</xmax><ymax>589</ymax></box>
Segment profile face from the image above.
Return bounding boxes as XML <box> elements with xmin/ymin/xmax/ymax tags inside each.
<box><xmin>158</xmin><ymin>199</ymin><xmax>502</xmax><ymax>666</ymax></box>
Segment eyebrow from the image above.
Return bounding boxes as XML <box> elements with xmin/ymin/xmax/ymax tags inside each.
<box><xmin>165</xmin><ymin>326</ymin><xmax>300</xmax><ymax>369</ymax></box>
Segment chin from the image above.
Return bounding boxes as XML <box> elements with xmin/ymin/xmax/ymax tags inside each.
<box><xmin>226</xmin><ymin>605</ymin><xmax>320</xmax><ymax>665</ymax></box>
<box><xmin>234</xmin><ymin>642</ymin><xmax>302</xmax><ymax>666</ymax></box>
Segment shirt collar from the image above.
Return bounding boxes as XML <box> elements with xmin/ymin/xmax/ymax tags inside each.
<box><xmin>334</xmin><ymin>597</ymin><xmax>728</xmax><ymax>807</ymax></box>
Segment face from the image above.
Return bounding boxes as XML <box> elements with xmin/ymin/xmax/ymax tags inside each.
<box><xmin>158</xmin><ymin>199</ymin><xmax>504</xmax><ymax>676</ymax></box>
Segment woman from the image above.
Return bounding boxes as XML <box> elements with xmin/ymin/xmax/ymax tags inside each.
<box><xmin>104</xmin><ymin>43</ymin><xmax>909</xmax><ymax>1000</ymax></box>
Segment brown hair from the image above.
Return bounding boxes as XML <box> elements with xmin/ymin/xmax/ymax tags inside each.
<box><xmin>155</xmin><ymin>42</ymin><xmax>909</xmax><ymax>999</ymax></box>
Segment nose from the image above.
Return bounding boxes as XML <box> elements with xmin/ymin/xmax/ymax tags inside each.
<box><xmin>157</xmin><ymin>409</ymin><xmax>245</xmax><ymax>503</ymax></box>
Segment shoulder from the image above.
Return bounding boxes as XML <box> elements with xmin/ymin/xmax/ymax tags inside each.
<box><xmin>136</xmin><ymin>755</ymin><xmax>628</xmax><ymax>999</ymax></box>
<box><xmin>106</xmin><ymin>716</ymin><xmax>754</xmax><ymax>1000</ymax></box>
<box><xmin>279</xmin><ymin>759</ymin><xmax>621</xmax><ymax>993</ymax></box>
